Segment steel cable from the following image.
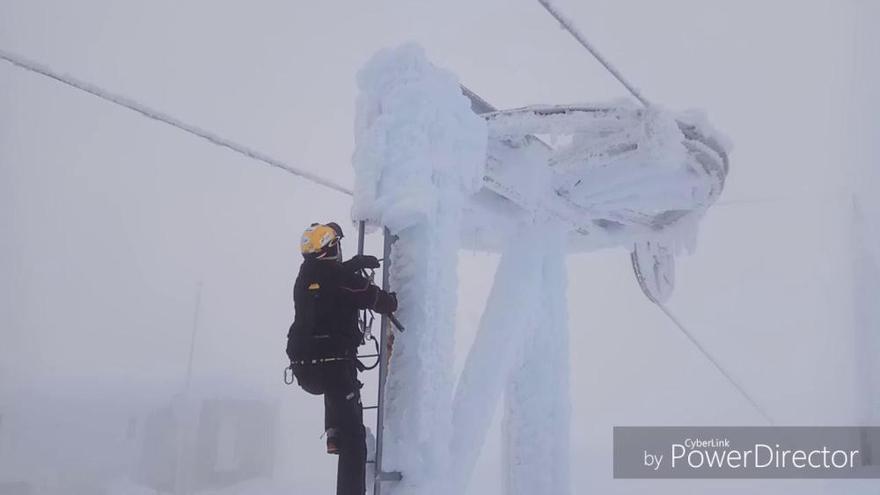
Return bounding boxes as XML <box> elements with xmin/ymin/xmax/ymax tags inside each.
<box><xmin>0</xmin><ymin>48</ymin><xmax>353</xmax><ymax>197</ymax></box>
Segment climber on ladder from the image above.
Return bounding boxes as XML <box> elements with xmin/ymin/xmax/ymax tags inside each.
<box><xmin>287</xmin><ymin>222</ymin><xmax>398</xmax><ymax>495</ymax></box>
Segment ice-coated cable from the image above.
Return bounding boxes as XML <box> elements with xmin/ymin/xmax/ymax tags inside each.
<box><xmin>534</xmin><ymin>2</ymin><xmax>771</xmax><ymax>423</ymax></box>
<box><xmin>656</xmin><ymin>303</ymin><xmax>775</xmax><ymax>424</ymax></box>
<box><xmin>536</xmin><ymin>0</ymin><xmax>650</xmax><ymax>108</ymax></box>
<box><xmin>0</xmin><ymin>48</ymin><xmax>354</xmax><ymax>197</ymax></box>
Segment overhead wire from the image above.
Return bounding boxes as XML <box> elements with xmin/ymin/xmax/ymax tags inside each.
<box><xmin>0</xmin><ymin>48</ymin><xmax>353</xmax><ymax>197</ymax></box>
<box><xmin>537</xmin><ymin>0</ymin><xmax>773</xmax><ymax>423</ymax></box>
<box><xmin>656</xmin><ymin>304</ymin><xmax>775</xmax><ymax>424</ymax></box>
<box><xmin>537</xmin><ymin>0</ymin><xmax>650</xmax><ymax>107</ymax></box>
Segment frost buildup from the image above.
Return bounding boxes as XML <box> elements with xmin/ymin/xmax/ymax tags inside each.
<box><xmin>351</xmin><ymin>43</ymin><xmax>487</xmax><ymax>495</ymax></box>
<box><xmin>449</xmin><ymin>222</ymin><xmax>571</xmax><ymax>495</ymax></box>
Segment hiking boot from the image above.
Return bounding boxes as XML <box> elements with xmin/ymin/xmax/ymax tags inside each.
<box><xmin>326</xmin><ymin>428</ymin><xmax>340</xmax><ymax>455</ymax></box>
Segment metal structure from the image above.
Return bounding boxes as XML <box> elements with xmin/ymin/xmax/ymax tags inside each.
<box><xmin>355</xmin><ymin>224</ymin><xmax>402</xmax><ymax>494</ymax></box>
<box><xmin>371</xmin><ymin>230</ymin><xmax>402</xmax><ymax>492</ymax></box>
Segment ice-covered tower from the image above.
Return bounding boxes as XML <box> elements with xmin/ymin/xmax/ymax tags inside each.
<box><xmin>850</xmin><ymin>0</ymin><xmax>880</xmax><ymax>440</ymax></box>
<box><xmin>352</xmin><ymin>44</ymin><xmax>728</xmax><ymax>495</ymax></box>
<box><xmin>352</xmin><ymin>44</ymin><xmax>488</xmax><ymax>495</ymax></box>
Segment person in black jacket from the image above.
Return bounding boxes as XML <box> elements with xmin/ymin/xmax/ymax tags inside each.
<box><xmin>287</xmin><ymin>222</ymin><xmax>397</xmax><ymax>495</ymax></box>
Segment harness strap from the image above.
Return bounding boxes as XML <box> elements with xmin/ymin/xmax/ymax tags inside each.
<box><xmin>289</xmin><ymin>356</ymin><xmax>372</xmax><ymax>374</ymax></box>
<box><xmin>291</xmin><ymin>356</ymin><xmax>352</xmax><ymax>365</ymax></box>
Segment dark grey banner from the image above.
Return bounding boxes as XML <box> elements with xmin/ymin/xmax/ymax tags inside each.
<box><xmin>614</xmin><ymin>427</ymin><xmax>880</xmax><ymax>478</ymax></box>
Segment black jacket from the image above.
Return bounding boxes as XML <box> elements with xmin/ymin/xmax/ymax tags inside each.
<box><xmin>287</xmin><ymin>258</ymin><xmax>396</xmax><ymax>362</ymax></box>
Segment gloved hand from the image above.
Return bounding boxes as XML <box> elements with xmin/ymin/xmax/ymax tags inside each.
<box><xmin>374</xmin><ymin>291</ymin><xmax>398</xmax><ymax>315</ymax></box>
<box><xmin>347</xmin><ymin>254</ymin><xmax>381</xmax><ymax>271</ymax></box>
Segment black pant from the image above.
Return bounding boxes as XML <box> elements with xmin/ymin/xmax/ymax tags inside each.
<box><xmin>293</xmin><ymin>360</ymin><xmax>366</xmax><ymax>495</ymax></box>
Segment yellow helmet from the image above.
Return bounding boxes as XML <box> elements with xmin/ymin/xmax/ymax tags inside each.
<box><xmin>300</xmin><ymin>222</ymin><xmax>343</xmax><ymax>259</ymax></box>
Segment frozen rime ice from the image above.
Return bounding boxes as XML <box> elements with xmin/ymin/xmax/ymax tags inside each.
<box><xmin>503</xmin><ymin>227</ymin><xmax>570</xmax><ymax>495</ymax></box>
<box><xmin>450</xmin><ymin>223</ymin><xmax>571</xmax><ymax>495</ymax></box>
<box><xmin>352</xmin><ymin>43</ymin><xmax>486</xmax><ymax>233</ymax></box>
<box><xmin>351</xmin><ymin>40</ymin><xmax>728</xmax><ymax>495</ymax></box>
<box><xmin>352</xmin><ymin>43</ymin><xmax>487</xmax><ymax>495</ymax></box>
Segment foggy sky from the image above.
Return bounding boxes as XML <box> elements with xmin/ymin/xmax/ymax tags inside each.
<box><xmin>0</xmin><ymin>1</ymin><xmax>875</xmax><ymax>494</ymax></box>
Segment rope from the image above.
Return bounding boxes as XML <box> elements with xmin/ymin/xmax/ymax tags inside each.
<box><xmin>0</xmin><ymin>48</ymin><xmax>353</xmax><ymax>197</ymax></box>
<box><xmin>655</xmin><ymin>303</ymin><xmax>775</xmax><ymax>424</ymax></box>
<box><xmin>536</xmin><ymin>0</ymin><xmax>650</xmax><ymax>108</ymax></box>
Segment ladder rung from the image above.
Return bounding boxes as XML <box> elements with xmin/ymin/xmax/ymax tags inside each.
<box><xmin>363</xmin><ymin>405</ymin><xmax>378</xmax><ymax>410</ymax></box>
<box><xmin>366</xmin><ymin>460</ymin><xmax>376</xmax><ymax>464</ymax></box>
<box><xmin>377</xmin><ymin>471</ymin><xmax>402</xmax><ymax>482</ymax></box>
<box><xmin>358</xmin><ymin>353</ymin><xmax>379</xmax><ymax>358</ymax></box>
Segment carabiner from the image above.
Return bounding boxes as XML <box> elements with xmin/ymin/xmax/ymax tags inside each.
<box><xmin>284</xmin><ymin>365</ymin><xmax>295</xmax><ymax>385</ymax></box>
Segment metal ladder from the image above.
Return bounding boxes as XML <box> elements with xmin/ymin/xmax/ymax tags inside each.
<box><xmin>357</xmin><ymin>222</ymin><xmax>402</xmax><ymax>493</ymax></box>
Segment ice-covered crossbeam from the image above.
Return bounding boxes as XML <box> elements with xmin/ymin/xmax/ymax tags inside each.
<box><xmin>459</xmin><ymin>100</ymin><xmax>729</xmax><ymax>253</ymax></box>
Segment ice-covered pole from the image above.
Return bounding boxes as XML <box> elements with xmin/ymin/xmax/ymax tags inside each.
<box><xmin>448</xmin><ymin>226</ymin><xmax>545</xmax><ymax>492</ymax></box>
<box><xmin>448</xmin><ymin>222</ymin><xmax>572</xmax><ymax>494</ymax></box>
<box><xmin>503</xmin><ymin>226</ymin><xmax>570</xmax><ymax>495</ymax></box>
<box><xmin>850</xmin><ymin>0</ymin><xmax>880</xmax><ymax>429</ymax></box>
<box><xmin>351</xmin><ymin>43</ymin><xmax>487</xmax><ymax>495</ymax></box>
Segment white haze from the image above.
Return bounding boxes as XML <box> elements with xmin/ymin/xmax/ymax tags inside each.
<box><xmin>0</xmin><ymin>1</ymin><xmax>876</xmax><ymax>494</ymax></box>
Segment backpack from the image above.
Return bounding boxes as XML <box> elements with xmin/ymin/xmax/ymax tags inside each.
<box><xmin>287</xmin><ymin>270</ymin><xmax>329</xmax><ymax>362</ymax></box>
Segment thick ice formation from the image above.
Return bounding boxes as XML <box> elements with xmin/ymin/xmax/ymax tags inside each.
<box><xmin>449</xmin><ymin>223</ymin><xmax>571</xmax><ymax>495</ymax></box>
<box><xmin>503</xmin><ymin>226</ymin><xmax>570</xmax><ymax>495</ymax></box>
<box><xmin>352</xmin><ymin>44</ymin><xmax>486</xmax><ymax>232</ymax></box>
<box><xmin>352</xmin><ymin>41</ymin><xmax>728</xmax><ymax>495</ymax></box>
<box><xmin>473</xmin><ymin>104</ymin><xmax>729</xmax><ymax>254</ymax></box>
<box><xmin>351</xmin><ymin>43</ymin><xmax>487</xmax><ymax>495</ymax></box>
<box><xmin>448</xmin><ymin>226</ymin><xmax>546</xmax><ymax>492</ymax></box>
